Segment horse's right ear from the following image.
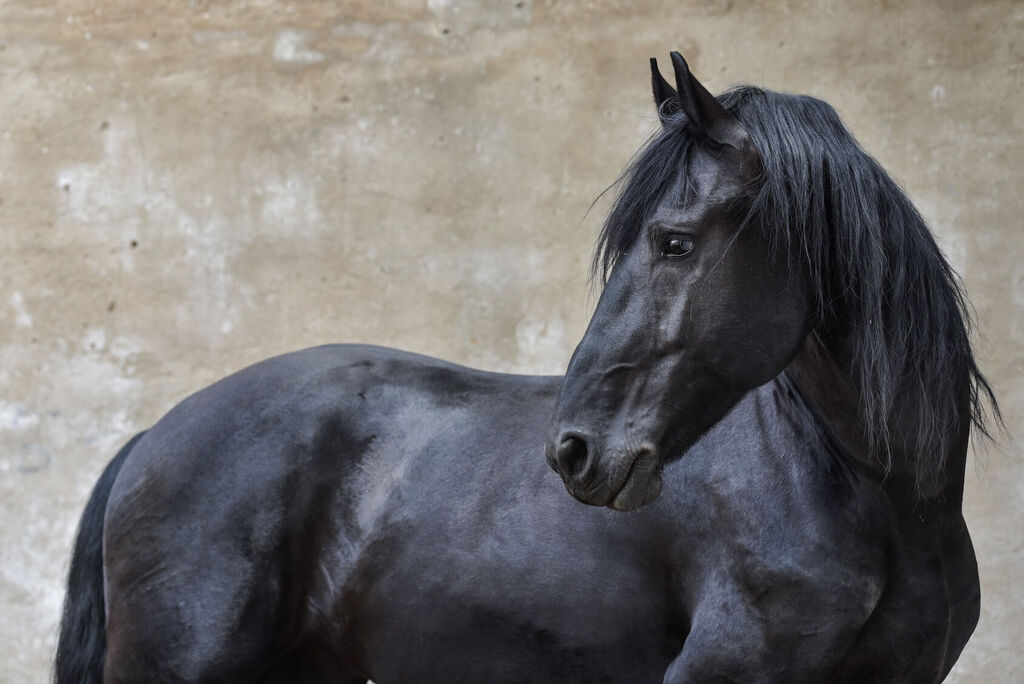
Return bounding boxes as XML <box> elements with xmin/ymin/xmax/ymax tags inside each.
<box><xmin>650</xmin><ymin>58</ymin><xmax>678</xmax><ymax>124</ymax></box>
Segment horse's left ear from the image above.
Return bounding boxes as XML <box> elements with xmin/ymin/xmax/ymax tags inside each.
<box><xmin>650</xmin><ymin>58</ymin><xmax>678</xmax><ymax>123</ymax></box>
<box><xmin>668</xmin><ymin>52</ymin><xmax>759</xmax><ymax>172</ymax></box>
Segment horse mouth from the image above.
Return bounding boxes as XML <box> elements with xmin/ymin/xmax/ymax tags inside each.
<box><xmin>607</xmin><ymin>449</ymin><xmax>662</xmax><ymax>511</ymax></box>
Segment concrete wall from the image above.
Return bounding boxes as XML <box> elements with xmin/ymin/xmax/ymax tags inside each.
<box><xmin>1</xmin><ymin>0</ymin><xmax>1020</xmax><ymax>680</ymax></box>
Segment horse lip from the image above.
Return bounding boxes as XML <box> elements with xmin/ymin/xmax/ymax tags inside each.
<box><xmin>606</xmin><ymin>448</ymin><xmax>661</xmax><ymax>511</ymax></box>
<box><xmin>562</xmin><ymin>447</ymin><xmax>660</xmax><ymax>509</ymax></box>
<box><xmin>568</xmin><ymin>472</ymin><xmax>613</xmax><ymax>506</ymax></box>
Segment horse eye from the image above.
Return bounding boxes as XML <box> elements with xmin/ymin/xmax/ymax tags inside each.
<box><xmin>662</xmin><ymin>235</ymin><xmax>694</xmax><ymax>258</ymax></box>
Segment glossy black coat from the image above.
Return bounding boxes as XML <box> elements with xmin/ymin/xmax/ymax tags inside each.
<box><xmin>80</xmin><ymin>345</ymin><xmax>974</xmax><ymax>682</ymax></box>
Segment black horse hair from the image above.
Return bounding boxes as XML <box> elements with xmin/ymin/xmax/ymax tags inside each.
<box><xmin>595</xmin><ymin>85</ymin><xmax>999</xmax><ymax>494</ymax></box>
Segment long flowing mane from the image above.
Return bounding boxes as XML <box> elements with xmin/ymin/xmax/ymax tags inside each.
<box><xmin>596</xmin><ymin>85</ymin><xmax>998</xmax><ymax>493</ymax></box>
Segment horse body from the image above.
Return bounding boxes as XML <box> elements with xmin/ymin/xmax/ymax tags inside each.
<box><xmin>57</xmin><ymin>52</ymin><xmax>994</xmax><ymax>683</ymax></box>
<box><xmin>94</xmin><ymin>344</ymin><xmax>966</xmax><ymax>682</ymax></box>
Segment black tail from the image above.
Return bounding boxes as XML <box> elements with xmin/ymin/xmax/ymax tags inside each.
<box><xmin>54</xmin><ymin>432</ymin><xmax>146</xmax><ymax>684</ymax></box>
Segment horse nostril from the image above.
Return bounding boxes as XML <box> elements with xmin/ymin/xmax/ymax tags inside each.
<box><xmin>555</xmin><ymin>435</ymin><xmax>590</xmax><ymax>481</ymax></box>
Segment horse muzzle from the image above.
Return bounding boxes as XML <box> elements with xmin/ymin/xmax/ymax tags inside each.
<box><xmin>547</xmin><ymin>431</ymin><xmax>663</xmax><ymax>510</ymax></box>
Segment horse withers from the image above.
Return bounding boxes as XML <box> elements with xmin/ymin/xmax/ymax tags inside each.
<box><xmin>56</xmin><ymin>53</ymin><xmax>996</xmax><ymax>683</ymax></box>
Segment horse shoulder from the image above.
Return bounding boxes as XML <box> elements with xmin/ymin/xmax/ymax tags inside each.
<box><xmin>661</xmin><ymin>387</ymin><xmax>890</xmax><ymax>681</ymax></box>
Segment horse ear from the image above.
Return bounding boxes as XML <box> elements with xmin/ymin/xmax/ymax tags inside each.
<box><xmin>650</xmin><ymin>58</ymin><xmax>678</xmax><ymax>123</ymax></box>
<box><xmin>669</xmin><ymin>52</ymin><xmax>755</xmax><ymax>159</ymax></box>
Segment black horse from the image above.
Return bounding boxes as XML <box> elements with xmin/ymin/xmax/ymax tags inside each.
<box><xmin>57</xmin><ymin>53</ymin><xmax>996</xmax><ymax>683</ymax></box>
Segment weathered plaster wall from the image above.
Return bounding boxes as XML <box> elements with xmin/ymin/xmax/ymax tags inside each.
<box><xmin>1</xmin><ymin>1</ymin><xmax>1020</xmax><ymax>681</ymax></box>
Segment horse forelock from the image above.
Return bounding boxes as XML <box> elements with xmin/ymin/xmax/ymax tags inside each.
<box><xmin>595</xmin><ymin>84</ymin><xmax>1000</xmax><ymax>496</ymax></box>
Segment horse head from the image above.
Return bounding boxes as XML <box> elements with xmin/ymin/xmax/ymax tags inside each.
<box><xmin>547</xmin><ymin>53</ymin><xmax>810</xmax><ymax>510</ymax></box>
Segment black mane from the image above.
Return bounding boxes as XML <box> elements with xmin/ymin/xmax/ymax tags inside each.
<box><xmin>596</xmin><ymin>85</ymin><xmax>999</xmax><ymax>492</ymax></box>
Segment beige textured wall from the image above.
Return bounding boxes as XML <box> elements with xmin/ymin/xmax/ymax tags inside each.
<box><xmin>1</xmin><ymin>1</ymin><xmax>1021</xmax><ymax>681</ymax></box>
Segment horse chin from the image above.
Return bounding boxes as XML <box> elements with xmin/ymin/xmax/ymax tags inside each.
<box><xmin>607</xmin><ymin>458</ymin><xmax>663</xmax><ymax>511</ymax></box>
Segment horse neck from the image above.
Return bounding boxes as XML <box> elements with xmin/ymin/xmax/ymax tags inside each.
<box><xmin>784</xmin><ymin>331</ymin><xmax>971</xmax><ymax>508</ymax></box>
